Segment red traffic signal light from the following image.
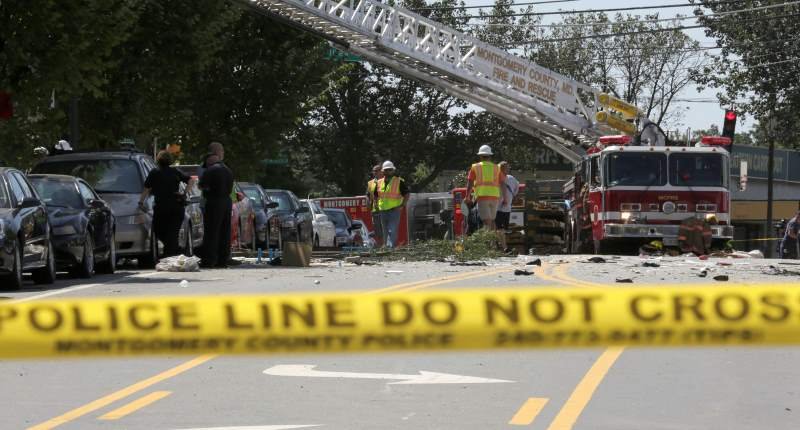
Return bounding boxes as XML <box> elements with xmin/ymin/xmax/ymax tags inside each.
<box><xmin>0</xmin><ymin>92</ymin><xmax>12</xmax><ymax>120</ymax></box>
<box><xmin>722</xmin><ymin>109</ymin><xmax>737</xmax><ymax>142</ymax></box>
<box><xmin>725</xmin><ymin>110</ymin><xmax>737</xmax><ymax>122</ymax></box>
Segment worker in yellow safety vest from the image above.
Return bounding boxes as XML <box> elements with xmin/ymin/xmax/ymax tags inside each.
<box><xmin>374</xmin><ymin>160</ymin><xmax>409</xmax><ymax>248</ymax></box>
<box><xmin>365</xmin><ymin>164</ymin><xmax>384</xmax><ymax>245</ymax></box>
<box><xmin>465</xmin><ymin>145</ymin><xmax>505</xmax><ymax>231</ymax></box>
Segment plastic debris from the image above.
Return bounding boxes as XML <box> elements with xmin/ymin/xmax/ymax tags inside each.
<box><xmin>587</xmin><ymin>257</ymin><xmax>606</xmax><ymax>263</ymax></box>
<box><xmin>713</xmin><ymin>275</ymin><xmax>729</xmax><ymax>282</ymax></box>
<box><xmin>615</xmin><ymin>278</ymin><xmax>633</xmax><ymax>283</ymax></box>
<box><xmin>514</xmin><ymin>269</ymin><xmax>534</xmax><ymax>276</ymax></box>
<box><xmin>526</xmin><ymin>258</ymin><xmax>542</xmax><ymax>266</ymax></box>
<box><xmin>179</xmin><ymin>280</ymin><xmax>189</xmax><ymax>288</ymax></box>
<box><xmin>156</xmin><ymin>255</ymin><xmax>200</xmax><ymax>272</ymax></box>
<box><xmin>642</xmin><ymin>261</ymin><xmax>660</xmax><ymax>268</ymax></box>
<box><xmin>385</xmin><ymin>270</ymin><xmax>404</xmax><ymax>274</ymax></box>
<box><xmin>313</xmin><ymin>280</ymin><xmax>321</xmax><ymax>285</ymax></box>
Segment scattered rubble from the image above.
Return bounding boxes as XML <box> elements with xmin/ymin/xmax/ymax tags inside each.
<box><xmin>615</xmin><ymin>278</ymin><xmax>633</xmax><ymax>283</ymax></box>
<box><xmin>587</xmin><ymin>257</ymin><xmax>606</xmax><ymax>263</ymax></box>
<box><xmin>514</xmin><ymin>269</ymin><xmax>535</xmax><ymax>276</ymax></box>
<box><xmin>713</xmin><ymin>275</ymin><xmax>729</xmax><ymax>282</ymax></box>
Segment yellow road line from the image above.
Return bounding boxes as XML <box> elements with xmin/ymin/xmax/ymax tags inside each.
<box><xmin>399</xmin><ymin>267</ymin><xmax>511</xmax><ymax>293</ymax></box>
<box><xmin>368</xmin><ymin>267</ymin><xmax>508</xmax><ymax>294</ymax></box>
<box><xmin>27</xmin><ymin>354</ymin><xmax>215</xmax><ymax>430</ymax></box>
<box><xmin>545</xmin><ymin>347</ymin><xmax>624</xmax><ymax>430</ymax></box>
<box><xmin>552</xmin><ymin>263</ymin><xmax>602</xmax><ymax>288</ymax></box>
<box><xmin>97</xmin><ymin>391</ymin><xmax>172</xmax><ymax>421</ymax></box>
<box><xmin>508</xmin><ymin>397</ymin><xmax>549</xmax><ymax>426</ymax></box>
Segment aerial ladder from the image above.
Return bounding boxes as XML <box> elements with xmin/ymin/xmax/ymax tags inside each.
<box><xmin>237</xmin><ymin>0</ymin><xmax>648</xmax><ymax>164</ymax></box>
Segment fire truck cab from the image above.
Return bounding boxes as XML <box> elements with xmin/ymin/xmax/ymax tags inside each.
<box><xmin>565</xmin><ymin>136</ymin><xmax>735</xmax><ymax>254</ymax></box>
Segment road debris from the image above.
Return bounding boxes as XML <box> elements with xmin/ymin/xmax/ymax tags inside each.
<box><xmin>156</xmin><ymin>255</ymin><xmax>200</xmax><ymax>272</ymax></box>
<box><xmin>526</xmin><ymin>258</ymin><xmax>542</xmax><ymax>266</ymax></box>
<box><xmin>615</xmin><ymin>278</ymin><xmax>633</xmax><ymax>283</ymax></box>
<box><xmin>713</xmin><ymin>275</ymin><xmax>729</xmax><ymax>282</ymax></box>
<box><xmin>642</xmin><ymin>261</ymin><xmax>661</xmax><ymax>268</ymax></box>
<box><xmin>514</xmin><ymin>269</ymin><xmax>534</xmax><ymax>276</ymax></box>
<box><xmin>588</xmin><ymin>256</ymin><xmax>606</xmax><ymax>263</ymax></box>
<box><xmin>179</xmin><ymin>280</ymin><xmax>189</xmax><ymax>288</ymax></box>
<box><xmin>385</xmin><ymin>270</ymin><xmax>404</xmax><ymax>274</ymax></box>
<box><xmin>313</xmin><ymin>280</ymin><xmax>321</xmax><ymax>285</ymax></box>
<box><xmin>450</xmin><ymin>261</ymin><xmax>488</xmax><ymax>266</ymax></box>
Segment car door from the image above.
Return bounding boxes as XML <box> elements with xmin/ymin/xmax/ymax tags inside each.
<box><xmin>9</xmin><ymin>171</ymin><xmax>48</xmax><ymax>265</ymax></box>
<box><xmin>78</xmin><ymin>180</ymin><xmax>110</xmax><ymax>251</ymax></box>
<box><xmin>312</xmin><ymin>201</ymin><xmax>335</xmax><ymax>247</ymax></box>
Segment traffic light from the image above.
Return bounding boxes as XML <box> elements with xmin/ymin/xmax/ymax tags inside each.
<box><xmin>0</xmin><ymin>92</ymin><xmax>12</xmax><ymax>120</ymax></box>
<box><xmin>722</xmin><ymin>109</ymin><xmax>737</xmax><ymax>140</ymax></box>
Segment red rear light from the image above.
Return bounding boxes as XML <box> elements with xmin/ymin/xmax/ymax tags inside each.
<box><xmin>598</xmin><ymin>135</ymin><xmax>632</xmax><ymax>145</ymax></box>
<box><xmin>700</xmin><ymin>136</ymin><xmax>731</xmax><ymax>146</ymax></box>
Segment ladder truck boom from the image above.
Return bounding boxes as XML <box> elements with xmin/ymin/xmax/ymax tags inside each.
<box><xmin>241</xmin><ymin>0</ymin><xmax>630</xmax><ymax>164</ymax></box>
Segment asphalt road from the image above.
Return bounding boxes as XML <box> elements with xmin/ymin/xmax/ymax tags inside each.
<box><xmin>1</xmin><ymin>255</ymin><xmax>799</xmax><ymax>430</ymax></box>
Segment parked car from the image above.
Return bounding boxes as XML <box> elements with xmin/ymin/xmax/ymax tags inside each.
<box><xmin>179</xmin><ymin>177</ymin><xmax>204</xmax><ymax>256</ymax></box>
<box><xmin>301</xmin><ymin>199</ymin><xmax>336</xmax><ymax>248</ymax></box>
<box><xmin>264</xmin><ymin>189</ymin><xmax>312</xmax><ymax>245</ymax></box>
<box><xmin>239</xmin><ymin>183</ymin><xmax>280</xmax><ymax>250</ymax></box>
<box><xmin>31</xmin><ymin>150</ymin><xmax>201</xmax><ymax>267</ymax></box>
<box><xmin>323</xmin><ymin>208</ymin><xmax>365</xmax><ymax>248</ymax></box>
<box><xmin>0</xmin><ymin>167</ymin><xmax>56</xmax><ymax>289</ymax></box>
<box><xmin>28</xmin><ymin>174</ymin><xmax>116</xmax><ymax>277</ymax></box>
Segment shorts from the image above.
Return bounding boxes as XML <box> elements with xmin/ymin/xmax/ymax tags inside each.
<box><xmin>476</xmin><ymin>199</ymin><xmax>499</xmax><ymax>221</ymax></box>
<box><xmin>495</xmin><ymin>211</ymin><xmax>510</xmax><ymax>229</ymax></box>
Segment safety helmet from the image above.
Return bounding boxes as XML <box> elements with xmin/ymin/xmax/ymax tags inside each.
<box><xmin>477</xmin><ymin>145</ymin><xmax>493</xmax><ymax>156</ymax></box>
<box><xmin>382</xmin><ymin>160</ymin><xmax>396</xmax><ymax>171</ymax></box>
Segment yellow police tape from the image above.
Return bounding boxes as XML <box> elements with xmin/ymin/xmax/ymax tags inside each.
<box><xmin>2</xmin><ymin>285</ymin><xmax>800</xmax><ymax>359</ymax></box>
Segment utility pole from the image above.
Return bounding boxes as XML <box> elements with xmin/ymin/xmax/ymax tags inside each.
<box><xmin>68</xmin><ymin>97</ymin><xmax>79</xmax><ymax>148</ymax></box>
<box><xmin>765</xmin><ymin>115</ymin><xmax>776</xmax><ymax>257</ymax></box>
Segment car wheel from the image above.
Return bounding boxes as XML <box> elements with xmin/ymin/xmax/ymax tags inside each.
<box><xmin>72</xmin><ymin>234</ymin><xmax>95</xmax><ymax>278</ymax></box>
<box><xmin>4</xmin><ymin>240</ymin><xmax>24</xmax><ymax>290</ymax></box>
<box><xmin>139</xmin><ymin>230</ymin><xmax>158</xmax><ymax>268</ymax></box>
<box><xmin>32</xmin><ymin>238</ymin><xmax>56</xmax><ymax>285</ymax></box>
<box><xmin>97</xmin><ymin>230</ymin><xmax>116</xmax><ymax>274</ymax></box>
<box><xmin>183</xmin><ymin>224</ymin><xmax>194</xmax><ymax>256</ymax></box>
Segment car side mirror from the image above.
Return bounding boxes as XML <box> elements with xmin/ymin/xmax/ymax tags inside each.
<box><xmin>351</xmin><ymin>221</ymin><xmax>363</xmax><ymax>230</ymax></box>
<box><xmin>296</xmin><ymin>206</ymin><xmax>310</xmax><ymax>214</ymax></box>
<box><xmin>88</xmin><ymin>199</ymin><xmax>105</xmax><ymax>209</ymax></box>
<box><xmin>264</xmin><ymin>201</ymin><xmax>279</xmax><ymax>209</ymax></box>
<box><xmin>20</xmin><ymin>197</ymin><xmax>41</xmax><ymax>209</ymax></box>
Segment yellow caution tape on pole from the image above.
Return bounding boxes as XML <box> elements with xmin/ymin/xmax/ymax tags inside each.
<box><xmin>2</xmin><ymin>285</ymin><xmax>800</xmax><ymax>359</ymax></box>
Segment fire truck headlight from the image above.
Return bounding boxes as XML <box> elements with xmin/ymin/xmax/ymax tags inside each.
<box><xmin>621</xmin><ymin>212</ymin><xmax>632</xmax><ymax>221</ymax></box>
<box><xmin>705</xmin><ymin>213</ymin><xmax>718</xmax><ymax>224</ymax></box>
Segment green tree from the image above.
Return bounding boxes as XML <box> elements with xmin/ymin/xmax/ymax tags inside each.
<box><xmin>692</xmin><ymin>0</ymin><xmax>800</xmax><ymax>148</ymax></box>
<box><xmin>0</xmin><ymin>0</ymin><xmax>141</xmax><ymax>165</ymax></box>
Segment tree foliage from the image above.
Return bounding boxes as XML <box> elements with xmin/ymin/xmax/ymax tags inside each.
<box><xmin>692</xmin><ymin>0</ymin><xmax>800</xmax><ymax>148</ymax></box>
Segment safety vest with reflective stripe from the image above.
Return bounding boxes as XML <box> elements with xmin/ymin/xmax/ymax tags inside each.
<box><xmin>367</xmin><ymin>178</ymin><xmax>379</xmax><ymax>210</ymax></box>
<box><xmin>377</xmin><ymin>176</ymin><xmax>404</xmax><ymax>211</ymax></box>
<box><xmin>471</xmin><ymin>161</ymin><xmax>501</xmax><ymax>198</ymax></box>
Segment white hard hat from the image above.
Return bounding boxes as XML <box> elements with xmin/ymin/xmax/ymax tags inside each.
<box><xmin>382</xmin><ymin>160</ymin><xmax>396</xmax><ymax>171</ymax></box>
<box><xmin>477</xmin><ymin>145</ymin><xmax>493</xmax><ymax>156</ymax></box>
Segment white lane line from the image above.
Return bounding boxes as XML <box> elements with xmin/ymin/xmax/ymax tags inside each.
<box><xmin>13</xmin><ymin>272</ymin><xmax>159</xmax><ymax>303</ymax></box>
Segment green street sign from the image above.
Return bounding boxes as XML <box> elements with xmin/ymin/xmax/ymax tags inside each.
<box><xmin>263</xmin><ymin>158</ymin><xmax>289</xmax><ymax>166</ymax></box>
<box><xmin>324</xmin><ymin>47</ymin><xmax>362</xmax><ymax>63</ymax></box>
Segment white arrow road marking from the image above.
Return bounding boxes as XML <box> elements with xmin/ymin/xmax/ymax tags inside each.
<box><xmin>263</xmin><ymin>364</ymin><xmax>514</xmax><ymax>385</ymax></box>
<box><xmin>172</xmin><ymin>426</ymin><xmax>321</xmax><ymax>430</ymax></box>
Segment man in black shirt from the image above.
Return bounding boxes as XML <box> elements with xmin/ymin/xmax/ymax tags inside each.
<box><xmin>139</xmin><ymin>151</ymin><xmax>193</xmax><ymax>258</ymax></box>
<box><xmin>199</xmin><ymin>142</ymin><xmax>234</xmax><ymax>267</ymax></box>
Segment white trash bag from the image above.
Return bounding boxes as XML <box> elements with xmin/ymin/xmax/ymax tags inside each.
<box><xmin>156</xmin><ymin>255</ymin><xmax>201</xmax><ymax>272</ymax></box>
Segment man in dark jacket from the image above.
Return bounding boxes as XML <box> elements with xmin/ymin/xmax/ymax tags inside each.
<box><xmin>199</xmin><ymin>142</ymin><xmax>234</xmax><ymax>268</ymax></box>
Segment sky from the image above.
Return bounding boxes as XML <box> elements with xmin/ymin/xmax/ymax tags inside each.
<box><xmin>460</xmin><ymin>0</ymin><xmax>754</xmax><ymax>133</ymax></box>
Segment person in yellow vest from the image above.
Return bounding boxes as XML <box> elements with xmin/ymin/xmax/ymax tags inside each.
<box><xmin>365</xmin><ymin>164</ymin><xmax>384</xmax><ymax>245</ymax></box>
<box><xmin>465</xmin><ymin>145</ymin><xmax>505</xmax><ymax>231</ymax></box>
<box><xmin>374</xmin><ymin>160</ymin><xmax>409</xmax><ymax>248</ymax></box>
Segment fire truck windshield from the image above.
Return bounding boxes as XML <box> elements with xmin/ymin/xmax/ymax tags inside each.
<box><xmin>669</xmin><ymin>153</ymin><xmax>727</xmax><ymax>187</ymax></box>
<box><xmin>604</xmin><ymin>152</ymin><xmax>667</xmax><ymax>187</ymax></box>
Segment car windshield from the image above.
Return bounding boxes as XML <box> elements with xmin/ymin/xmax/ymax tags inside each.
<box><xmin>670</xmin><ymin>153</ymin><xmax>727</xmax><ymax>187</ymax></box>
<box><xmin>311</xmin><ymin>201</ymin><xmax>324</xmax><ymax>215</ymax></box>
<box><xmin>605</xmin><ymin>152</ymin><xmax>667</xmax><ymax>187</ymax></box>
<box><xmin>324</xmin><ymin>209</ymin><xmax>349</xmax><ymax>228</ymax></box>
<box><xmin>33</xmin><ymin>159</ymin><xmax>143</xmax><ymax>193</ymax></box>
<box><xmin>266</xmin><ymin>192</ymin><xmax>295</xmax><ymax>211</ymax></box>
<box><xmin>0</xmin><ymin>178</ymin><xmax>10</xmax><ymax>209</ymax></box>
<box><xmin>242</xmin><ymin>187</ymin><xmax>263</xmax><ymax>206</ymax></box>
<box><xmin>29</xmin><ymin>178</ymin><xmax>84</xmax><ymax>208</ymax></box>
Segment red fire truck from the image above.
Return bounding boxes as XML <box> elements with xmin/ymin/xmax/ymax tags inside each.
<box><xmin>564</xmin><ymin>135</ymin><xmax>735</xmax><ymax>254</ymax></box>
